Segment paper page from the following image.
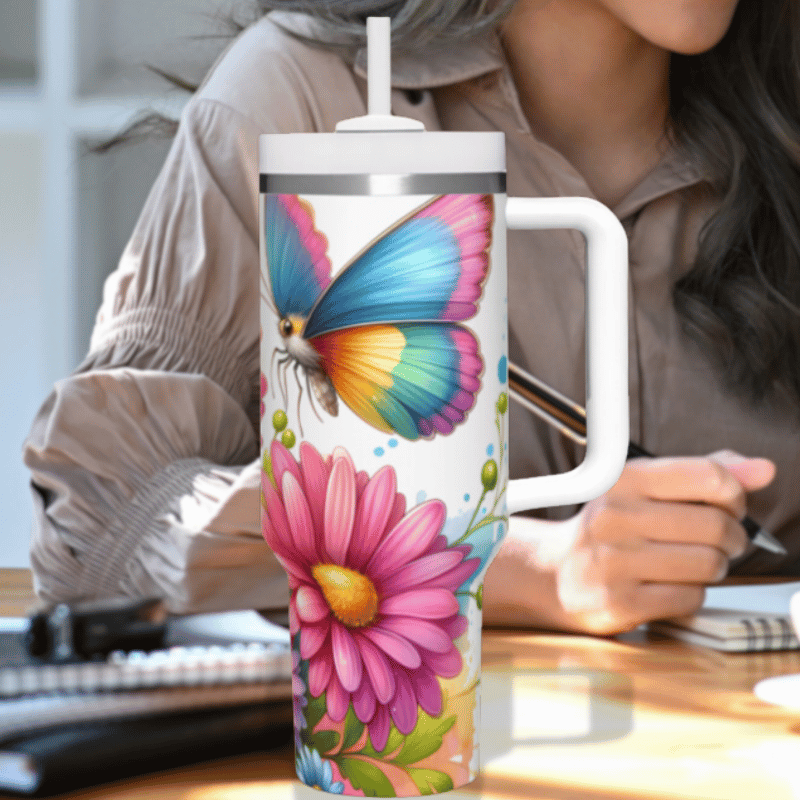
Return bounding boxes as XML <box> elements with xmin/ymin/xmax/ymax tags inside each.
<box><xmin>703</xmin><ymin>581</ymin><xmax>800</xmax><ymax>615</ymax></box>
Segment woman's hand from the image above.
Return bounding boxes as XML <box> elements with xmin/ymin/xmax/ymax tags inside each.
<box><xmin>483</xmin><ymin>451</ymin><xmax>776</xmax><ymax>635</ymax></box>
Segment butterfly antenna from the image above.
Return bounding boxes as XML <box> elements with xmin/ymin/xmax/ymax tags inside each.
<box><xmin>279</xmin><ymin>358</ymin><xmax>290</xmax><ymax>409</ymax></box>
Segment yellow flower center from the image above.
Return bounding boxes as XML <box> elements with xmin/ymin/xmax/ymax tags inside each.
<box><xmin>311</xmin><ymin>564</ymin><xmax>379</xmax><ymax>628</ymax></box>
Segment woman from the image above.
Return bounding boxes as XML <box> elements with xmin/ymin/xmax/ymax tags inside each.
<box><xmin>23</xmin><ymin>0</ymin><xmax>800</xmax><ymax>634</ymax></box>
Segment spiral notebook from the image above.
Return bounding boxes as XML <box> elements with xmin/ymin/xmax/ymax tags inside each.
<box><xmin>648</xmin><ymin>581</ymin><xmax>800</xmax><ymax>652</ymax></box>
<box><xmin>0</xmin><ymin>610</ymin><xmax>292</xmax><ymax>739</ymax></box>
<box><xmin>0</xmin><ymin>610</ymin><xmax>294</xmax><ymax>795</ymax></box>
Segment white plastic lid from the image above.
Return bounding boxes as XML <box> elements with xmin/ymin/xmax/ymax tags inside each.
<box><xmin>259</xmin><ymin>130</ymin><xmax>504</xmax><ymax>175</ymax></box>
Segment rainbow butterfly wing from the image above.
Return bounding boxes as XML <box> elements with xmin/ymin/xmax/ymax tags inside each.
<box><xmin>265</xmin><ymin>193</ymin><xmax>493</xmax><ymax>439</ymax></box>
<box><xmin>311</xmin><ymin>323</ymin><xmax>483</xmax><ymax>439</ymax></box>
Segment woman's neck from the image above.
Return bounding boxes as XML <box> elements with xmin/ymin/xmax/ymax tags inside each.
<box><xmin>499</xmin><ymin>0</ymin><xmax>671</xmax><ymax>208</ymax></box>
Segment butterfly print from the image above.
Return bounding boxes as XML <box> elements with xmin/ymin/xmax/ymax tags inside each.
<box><xmin>261</xmin><ymin>193</ymin><xmax>493</xmax><ymax>440</ymax></box>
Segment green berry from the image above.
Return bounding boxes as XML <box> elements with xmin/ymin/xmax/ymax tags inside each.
<box><xmin>476</xmin><ymin>584</ymin><xmax>483</xmax><ymax>610</ymax></box>
<box><xmin>497</xmin><ymin>392</ymin><xmax>508</xmax><ymax>415</ymax></box>
<box><xmin>481</xmin><ymin>459</ymin><xmax>498</xmax><ymax>491</ymax></box>
<box><xmin>281</xmin><ymin>429</ymin><xmax>296</xmax><ymax>449</ymax></box>
<box><xmin>272</xmin><ymin>410</ymin><xmax>288</xmax><ymax>432</ymax></box>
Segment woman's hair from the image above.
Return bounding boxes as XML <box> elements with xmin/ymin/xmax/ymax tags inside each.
<box><xmin>109</xmin><ymin>0</ymin><xmax>800</xmax><ymax>410</ymax></box>
<box><xmin>253</xmin><ymin>0</ymin><xmax>513</xmax><ymax>51</ymax></box>
<box><xmin>670</xmin><ymin>0</ymin><xmax>800</xmax><ymax>409</ymax></box>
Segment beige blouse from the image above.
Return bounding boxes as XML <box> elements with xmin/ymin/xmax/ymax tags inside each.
<box><xmin>23</xmin><ymin>13</ymin><xmax>800</xmax><ymax>614</ymax></box>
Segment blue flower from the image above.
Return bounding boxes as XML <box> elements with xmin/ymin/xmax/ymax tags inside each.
<box><xmin>292</xmin><ymin>649</ymin><xmax>308</xmax><ymax>733</ymax></box>
<box><xmin>295</xmin><ymin>745</ymin><xmax>344</xmax><ymax>794</ymax></box>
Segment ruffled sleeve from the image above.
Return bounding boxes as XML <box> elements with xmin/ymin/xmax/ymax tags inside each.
<box><xmin>23</xmin><ymin>94</ymin><xmax>292</xmax><ymax>614</ymax></box>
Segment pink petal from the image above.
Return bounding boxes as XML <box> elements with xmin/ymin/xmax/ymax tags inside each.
<box><xmin>282</xmin><ymin>472</ymin><xmax>319</xmax><ymax>564</ymax></box>
<box><xmin>378</xmin><ymin>550</ymin><xmax>464</xmax><ymax>595</ymax></box>
<box><xmin>289</xmin><ymin>598</ymin><xmax>299</xmax><ymax>636</ymax></box>
<box><xmin>353</xmin><ymin>633</ymin><xmax>395</xmax><ymax>704</ymax></box>
<box><xmin>421</xmin><ymin>644</ymin><xmax>462</xmax><ymax>679</ymax></box>
<box><xmin>360</xmin><ymin>628</ymin><xmax>421</xmax><ymax>669</ymax></box>
<box><xmin>331</xmin><ymin>446</ymin><xmax>355</xmax><ymax>470</ymax></box>
<box><xmin>324</xmin><ymin>457</ymin><xmax>357</xmax><ymax>565</ymax></box>
<box><xmin>386</xmin><ymin>494</ymin><xmax>406</xmax><ymax>534</ymax></box>
<box><xmin>326</xmin><ymin>672</ymin><xmax>350</xmax><ymax>722</ymax></box>
<box><xmin>270</xmin><ymin>547</ymin><xmax>312</xmax><ymax>587</ymax></box>
<box><xmin>366</xmin><ymin>501</ymin><xmax>446</xmax><ymax>581</ymax></box>
<box><xmin>428</xmin><ymin>535</ymin><xmax>450</xmax><ymax>554</ymax></box>
<box><xmin>299</xmin><ymin>442</ymin><xmax>330</xmax><ymax>556</ymax></box>
<box><xmin>441</xmin><ymin>614</ymin><xmax>468</xmax><ymax>641</ymax></box>
<box><xmin>389</xmin><ymin>668</ymin><xmax>418</xmax><ymax>734</ymax></box>
<box><xmin>418</xmin><ymin>557</ymin><xmax>482</xmax><ymax>592</ymax></box>
<box><xmin>263</xmin><ymin>487</ymin><xmax>313</xmax><ymax>583</ymax></box>
<box><xmin>349</xmin><ymin>466</ymin><xmax>398</xmax><ymax>571</ymax></box>
<box><xmin>369</xmin><ymin>704</ymin><xmax>391</xmax><ymax>752</ymax></box>
<box><xmin>375</xmin><ymin>618</ymin><xmax>452</xmax><ymax>654</ymax></box>
<box><xmin>295</xmin><ymin>585</ymin><xmax>329</xmax><ymax>624</ymax></box>
<box><xmin>270</xmin><ymin>440</ymin><xmax>302</xmax><ymax>490</ymax></box>
<box><xmin>308</xmin><ymin>649</ymin><xmax>333</xmax><ymax>697</ymax></box>
<box><xmin>352</xmin><ymin>679</ymin><xmax>376</xmax><ymax>724</ymax></box>
<box><xmin>331</xmin><ymin>622</ymin><xmax>363</xmax><ymax>693</ymax></box>
<box><xmin>262</xmin><ymin>484</ymin><xmax>292</xmax><ymax>553</ymax></box>
<box><xmin>410</xmin><ymin>665</ymin><xmax>442</xmax><ymax>717</ymax></box>
<box><xmin>379</xmin><ymin>589</ymin><xmax>459</xmax><ymax>620</ymax></box>
<box><xmin>356</xmin><ymin>470</ymin><xmax>369</xmax><ymax>498</ymax></box>
<box><xmin>299</xmin><ymin>620</ymin><xmax>329</xmax><ymax>659</ymax></box>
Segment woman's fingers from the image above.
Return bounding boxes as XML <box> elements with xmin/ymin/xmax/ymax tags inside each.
<box><xmin>587</xmin><ymin>497</ymin><xmax>747</xmax><ymax>557</ymax></box>
<box><xmin>708</xmin><ymin>449</ymin><xmax>776</xmax><ymax>491</ymax></box>
<box><xmin>618</xmin><ymin>453</ymin><xmax>775</xmax><ymax>520</ymax></box>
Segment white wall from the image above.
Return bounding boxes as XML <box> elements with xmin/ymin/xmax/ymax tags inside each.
<box><xmin>0</xmin><ymin>0</ymin><xmax>239</xmax><ymax>568</ymax></box>
<box><xmin>0</xmin><ymin>134</ymin><xmax>45</xmax><ymax>567</ymax></box>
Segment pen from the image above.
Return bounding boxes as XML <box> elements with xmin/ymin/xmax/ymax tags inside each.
<box><xmin>508</xmin><ymin>360</ymin><xmax>787</xmax><ymax>556</ymax></box>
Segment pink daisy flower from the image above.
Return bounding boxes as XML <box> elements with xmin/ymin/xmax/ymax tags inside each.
<box><xmin>262</xmin><ymin>441</ymin><xmax>479</xmax><ymax>752</ymax></box>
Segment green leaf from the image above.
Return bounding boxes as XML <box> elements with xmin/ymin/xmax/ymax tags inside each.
<box><xmin>309</xmin><ymin>729</ymin><xmax>339</xmax><ymax>755</ymax></box>
<box><xmin>338</xmin><ymin>757</ymin><xmax>396</xmax><ymax>797</ymax></box>
<box><xmin>339</xmin><ymin>705</ymin><xmax>366</xmax><ymax>752</ymax></box>
<box><xmin>393</xmin><ymin>711</ymin><xmax>456</xmax><ymax>766</ymax></box>
<box><xmin>407</xmin><ymin>767</ymin><xmax>454</xmax><ymax>795</ymax></box>
<box><xmin>304</xmin><ymin>691</ymin><xmax>327</xmax><ymax>732</ymax></box>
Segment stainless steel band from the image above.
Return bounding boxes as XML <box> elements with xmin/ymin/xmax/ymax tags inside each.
<box><xmin>259</xmin><ymin>172</ymin><xmax>506</xmax><ymax>195</ymax></box>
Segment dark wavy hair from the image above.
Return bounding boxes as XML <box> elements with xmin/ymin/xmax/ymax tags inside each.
<box><xmin>669</xmin><ymin>0</ymin><xmax>800</xmax><ymax>408</ymax></box>
<box><xmin>112</xmin><ymin>0</ymin><xmax>800</xmax><ymax>409</ymax></box>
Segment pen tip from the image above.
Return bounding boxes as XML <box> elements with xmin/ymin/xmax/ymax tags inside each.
<box><xmin>752</xmin><ymin>530</ymin><xmax>788</xmax><ymax>555</ymax></box>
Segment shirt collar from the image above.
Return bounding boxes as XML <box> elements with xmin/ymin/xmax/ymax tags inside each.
<box><xmin>269</xmin><ymin>10</ymin><xmax>504</xmax><ymax>89</ymax></box>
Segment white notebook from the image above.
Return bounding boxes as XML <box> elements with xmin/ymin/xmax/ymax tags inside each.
<box><xmin>648</xmin><ymin>581</ymin><xmax>800</xmax><ymax>652</ymax></box>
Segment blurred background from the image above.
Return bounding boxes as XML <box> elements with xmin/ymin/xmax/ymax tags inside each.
<box><xmin>1</xmin><ymin>0</ymin><xmax>254</xmax><ymax>568</ymax></box>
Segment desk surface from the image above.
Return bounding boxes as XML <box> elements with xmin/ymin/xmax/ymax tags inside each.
<box><xmin>4</xmin><ymin>570</ymin><xmax>800</xmax><ymax>800</ymax></box>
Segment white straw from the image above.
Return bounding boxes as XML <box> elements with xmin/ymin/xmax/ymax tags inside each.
<box><xmin>367</xmin><ymin>17</ymin><xmax>391</xmax><ymax>117</ymax></box>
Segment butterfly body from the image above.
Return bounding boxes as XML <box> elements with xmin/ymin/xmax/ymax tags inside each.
<box><xmin>262</xmin><ymin>193</ymin><xmax>494</xmax><ymax>440</ymax></box>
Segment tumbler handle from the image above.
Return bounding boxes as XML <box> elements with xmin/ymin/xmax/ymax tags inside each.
<box><xmin>505</xmin><ymin>196</ymin><xmax>629</xmax><ymax>513</ymax></box>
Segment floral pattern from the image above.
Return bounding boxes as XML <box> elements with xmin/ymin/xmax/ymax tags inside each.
<box><xmin>262</xmin><ymin>439</ymin><xmax>479</xmax><ymax>752</ymax></box>
<box><xmin>296</xmin><ymin>745</ymin><xmax>345</xmax><ymax>794</ymax></box>
<box><xmin>262</xmin><ymin>396</ymin><xmax>509</xmax><ymax>796</ymax></box>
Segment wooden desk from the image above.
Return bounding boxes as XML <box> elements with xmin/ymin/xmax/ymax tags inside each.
<box><xmin>4</xmin><ymin>570</ymin><xmax>800</xmax><ymax>800</ymax></box>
